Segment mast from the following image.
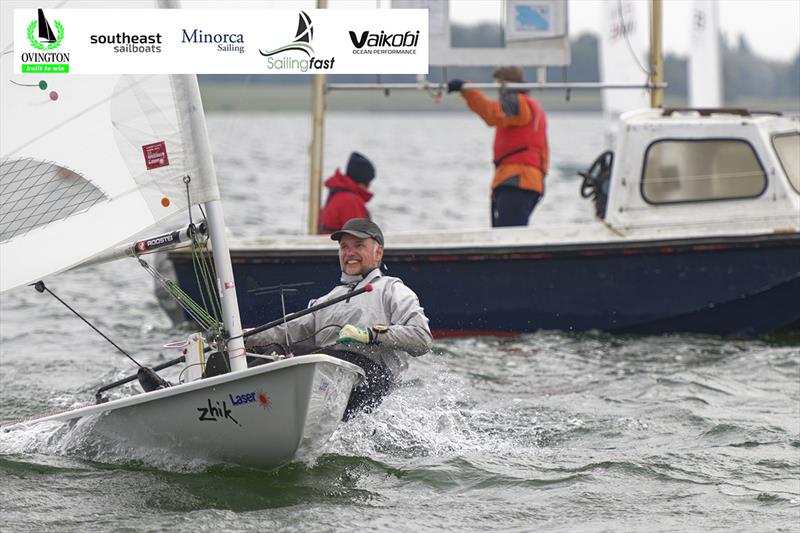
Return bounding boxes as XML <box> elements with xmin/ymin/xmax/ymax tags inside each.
<box><xmin>307</xmin><ymin>0</ymin><xmax>327</xmax><ymax>235</ymax></box>
<box><xmin>177</xmin><ymin>75</ymin><xmax>247</xmax><ymax>372</ymax></box>
<box><xmin>161</xmin><ymin>0</ymin><xmax>246</xmax><ymax>372</ymax></box>
<box><xmin>649</xmin><ymin>0</ymin><xmax>664</xmax><ymax>108</ymax></box>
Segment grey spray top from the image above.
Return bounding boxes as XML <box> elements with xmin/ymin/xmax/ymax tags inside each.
<box><xmin>245</xmin><ymin>268</ymin><xmax>432</xmax><ymax>376</ymax></box>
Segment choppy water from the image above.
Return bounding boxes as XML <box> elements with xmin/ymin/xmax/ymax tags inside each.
<box><xmin>1</xmin><ymin>112</ymin><xmax>798</xmax><ymax>532</ymax></box>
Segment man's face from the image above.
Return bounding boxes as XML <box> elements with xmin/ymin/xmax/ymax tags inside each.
<box><xmin>338</xmin><ymin>234</ymin><xmax>383</xmax><ymax>276</ymax></box>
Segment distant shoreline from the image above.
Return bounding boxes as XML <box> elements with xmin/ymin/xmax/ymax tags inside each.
<box><xmin>199</xmin><ymin>81</ymin><xmax>800</xmax><ymax>114</ymax></box>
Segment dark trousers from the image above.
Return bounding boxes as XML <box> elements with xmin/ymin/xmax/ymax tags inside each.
<box><xmin>317</xmin><ymin>348</ymin><xmax>394</xmax><ymax>421</ymax></box>
<box><xmin>491</xmin><ymin>187</ymin><xmax>541</xmax><ymax>227</ymax></box>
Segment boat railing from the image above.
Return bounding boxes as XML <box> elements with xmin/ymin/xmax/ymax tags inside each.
<box><xmin>661</xmin><ymin>108</ymin><xmax>783</xmax><ymax>117</ymax></box>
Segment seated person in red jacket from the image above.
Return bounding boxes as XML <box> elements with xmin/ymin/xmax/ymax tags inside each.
<box><xmin>320</xmin><ymin>151</ymin><xmax>376</xmax><ymax>234</ymax></box>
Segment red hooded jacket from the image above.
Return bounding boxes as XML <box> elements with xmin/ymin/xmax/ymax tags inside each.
<box><xmin>319</xmin><ymin>169</ymin><xmax>373</xmax><ymax>234</ymax></box>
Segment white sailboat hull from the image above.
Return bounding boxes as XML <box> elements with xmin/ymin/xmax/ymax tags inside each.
<box><xmin>16</xmin><ymin>355</ymin><xmax>364</xmax><ymax>469</ymax></box>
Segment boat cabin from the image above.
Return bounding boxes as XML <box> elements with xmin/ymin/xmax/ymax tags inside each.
<box><xmin>582</xmin><ymin>108</ymin><xmax>800</xmax><ymax>237</ymax></box>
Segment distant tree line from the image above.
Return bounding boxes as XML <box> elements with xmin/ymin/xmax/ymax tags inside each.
<box><xmin>449</xmin><ymin>24</ymin><xmax>800</xmax><ymax>102</ymax></box>
<box><xmin>202</xmin><ymin>23</ymin><xmax>799</xmax><ymax>103</ymax></box>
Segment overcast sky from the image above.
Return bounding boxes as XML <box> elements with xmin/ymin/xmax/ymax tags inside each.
<box><xmin>450</xmin><ymin>0</ymin><xmax>800</xmax><ymax>62</ymax></box>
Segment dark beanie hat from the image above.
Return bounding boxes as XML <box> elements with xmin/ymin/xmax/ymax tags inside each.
<box><xmin>346</xmin><ymin>151</ymin><xmax>375</xmax><ymax>185</ymax></box>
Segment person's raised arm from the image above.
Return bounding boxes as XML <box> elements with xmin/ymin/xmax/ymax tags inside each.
<box><xmin>462</xmin><ymin>89</ymin><xmax>532</xmax><ymax>128</ymax></box>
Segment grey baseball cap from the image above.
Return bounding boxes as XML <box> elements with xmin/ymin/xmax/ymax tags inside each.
<box><xmin>330</xmin><ymin>218</ymin><xmax>384</xmax><ymax>245</ymax></box>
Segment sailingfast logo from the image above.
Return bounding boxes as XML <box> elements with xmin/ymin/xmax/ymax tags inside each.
<box><xmin>21</xmin><ymin>9</ymin><xmax>69</xmax><ymax>73</ymax></box>
<box><xmin>259</xmin><ymin>11</ymin><xmax>335</xmax><ymax>72</ymax></box>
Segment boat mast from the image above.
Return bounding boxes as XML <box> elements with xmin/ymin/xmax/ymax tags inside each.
<box><xmin>307</xmin><ymin>0</ymin><xmax>327</xmax><ymax>234</ymax></box>
<box><xmin>160</xmin><ymin>0</ymin><xmax>247</xmax><ymax>372</ymax></box>
<box><xmin>177</xmin><ymin>75</ymin><xmax>247</xmax><ymax>372</ymax></box>
<box><xmin>649</xmin><ymin>0</ymin><xmax>664</xmax><ymax>108</ymax></box>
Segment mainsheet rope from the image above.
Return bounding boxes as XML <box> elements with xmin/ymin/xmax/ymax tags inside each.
<box><xmin>138</xmin><ymin>175</ymin><xmax>223</xmax><ymax>336</ymax></box>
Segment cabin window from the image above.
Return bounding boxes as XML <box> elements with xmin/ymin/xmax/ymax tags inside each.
<box><xmin>772</xmin><ymin>133</ymin><xmax>800</xmax><ymax>194</ymax></box>
<box><xmin>641</xmin><ymin>140</ymin><xmax>767</xmax><ymax>204</ymax></box>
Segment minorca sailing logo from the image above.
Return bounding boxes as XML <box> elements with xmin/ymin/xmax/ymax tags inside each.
<box><xmin>181</xmin><ymin>29</ymin><xmax>245</xmax><ymax>54</ymax></box>
<box><xmin>259</xmin><ymin>12</ymin><xmax>335</xmax><ymax>72</ymax></box>
<box><xmin>27</xmin><ymin>9</ymin><xmax>64</xmax><ymax>51</ymax></box>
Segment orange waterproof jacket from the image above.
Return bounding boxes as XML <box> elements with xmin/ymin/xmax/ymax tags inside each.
<box><xmin>462</xmin><ymin>89</ymin><xmax>548</xmax><ymax>194</ymax></box>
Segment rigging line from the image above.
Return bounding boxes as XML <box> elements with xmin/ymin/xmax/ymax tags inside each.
<box><xmin>139</xmin><ymin>258</ymin><xmax>216</xmax><ymax>330</ymax></box>
<box><xmin>293</xmin><ymin>324</ymin><xmax>342</xmax><ymax>347</ymax></box>
<box><xmin>183</xmin><ymin>176</ymin><xmax>221</xmax><ymax>325</ymax></box>
<box><xmin>33</xmin><ymin>280</ymin><xmax>143</xmax><ymax>368</ymax></box>
<box><xmin>280</xmin><ymin>287</ymin><xmax>292</xmax><ymax>349</ymax></box>
<box><xmin>247</xmin><ymin>324</ymin><xmax>343</xmax><ymax>353</ymax></box>
<box><xmin>4</xmin><ymin>74</ymin><xmax>161</xmax><ymax>158</ymax></box>
<box><xmin>616</xmin><ymin>0</ymin><xmax>652</xmax><ymax>77</ymax></box>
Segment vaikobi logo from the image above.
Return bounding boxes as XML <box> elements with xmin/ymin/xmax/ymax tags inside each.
<box><xmin>259</xmin><ymin>11</ymin><xmax>335</xmax><ymax>72</ymax></box>
<box><xmin>21</xmin><ymin>9</ymin><xmax>70</xmax><ymax>73</ymax></box>
<box><xmin>349</xmin><ymin>29</ymin><xmax>420</xmax><ymax>55</ymax></box>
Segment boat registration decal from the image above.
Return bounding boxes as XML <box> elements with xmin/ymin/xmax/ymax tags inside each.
<box><xmin>197</xmin><ymin>398</ymin><xmax>240</xmax><ymax>426</ymax></box>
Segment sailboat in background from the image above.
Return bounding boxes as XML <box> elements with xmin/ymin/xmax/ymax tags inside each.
<box><xmin>1</xmin><ymin>0</ymin><xmax>363</xmax><ymax>469</ymax></box>
<box><xmin>689</xmin><ymin>0</ymin><xmax>723</xmax><ymax>107</ymax></box>
<box><xmin>599</xmin><ymin>0</ymin><xmax>651</xmax><ymax>119</ymax></box>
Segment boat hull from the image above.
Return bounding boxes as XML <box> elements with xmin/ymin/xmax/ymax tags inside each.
<box><xmin>170</xmin><ymin>233</ymin><xmax>800</xmax><ymax>337</ymax></box>
<box><xmin>18</xmin><ymin>355</ymin><xmax>363</xmax><ymax>468</ymax></box>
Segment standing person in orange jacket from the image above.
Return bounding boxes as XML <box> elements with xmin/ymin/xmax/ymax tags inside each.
<box><xmin>448</xmin><ymin>66</ymin><xmax>549</xmax><ymax>227</ymax></box>
<box><xmin>319</xmin><ymin>151</ymin><xmax>376</xmax><ymax>234</ymax></box>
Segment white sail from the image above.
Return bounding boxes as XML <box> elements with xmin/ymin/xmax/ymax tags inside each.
<box><xmin>599</xmin><ymin>0</ymin><xmax>651</xmax><ymax>116</ymax></box>
<box><xmin>689</xmin><ymin>0</ymin><xmax>723</xmax><ymax>108</ymax></box>
<box><xmin>0</xmin><ymin>0</ymin><xmax>220</xmax><ymax>293</ymax></box>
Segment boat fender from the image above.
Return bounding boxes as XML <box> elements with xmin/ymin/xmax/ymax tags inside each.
<box><xmin>137</xmin><ymin>367</ymin><xmax>171</xmax><ymax>392</ymax></box>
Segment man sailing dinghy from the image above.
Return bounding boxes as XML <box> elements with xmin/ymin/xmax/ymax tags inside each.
<box><xmin>0</xmin><ymin>1</ymin><xmax>363</xmax><ymax>468</ymax></box>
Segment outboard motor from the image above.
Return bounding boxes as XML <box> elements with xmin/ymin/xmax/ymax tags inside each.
<box><xmin>579</xmin><ymin>151</ymin><xmax>614</xmax><ymax>219</ymax></box>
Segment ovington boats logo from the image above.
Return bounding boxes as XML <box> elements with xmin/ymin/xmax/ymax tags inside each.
<box><xmin>259</xmin><ymin>11</ymin><xmax>335</xmax><ymax>72</ymax></box>
<box><xmin>27</xmin><ymin>8</ymin><xmax>63</xmax><ymax>51</ymax></box>
<box><xmin>21</xmin><ymin>9</ymin><xmax>70</xmax><ymax>73</ymax></box>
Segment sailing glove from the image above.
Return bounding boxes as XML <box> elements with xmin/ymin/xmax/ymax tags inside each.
<box><xmin>337</xmin><ymin>324</ymin><xmax>376</xmax><ymax>344</ymax></box>
<box><xmin>447</xmin><ymin>79</ymin><xmax>464</xmax><ymax>93</ymax></box>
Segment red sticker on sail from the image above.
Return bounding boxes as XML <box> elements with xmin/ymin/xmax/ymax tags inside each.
<box><xmin>142</xmin><ymin>141</ymin><xmax>169</xmax><ymax>170</ymax></box>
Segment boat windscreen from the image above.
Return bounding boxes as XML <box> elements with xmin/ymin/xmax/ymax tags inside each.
<box><xmin>772</xmin><ymin>132</ymin><xmax>800</xmax><ymax>194</ymax></box>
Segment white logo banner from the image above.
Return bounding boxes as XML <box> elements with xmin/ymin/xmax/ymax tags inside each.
<box><xmin>14</xmin><ymin>8</ymin><xmax>428</xmax><ymax>74</ymax></box>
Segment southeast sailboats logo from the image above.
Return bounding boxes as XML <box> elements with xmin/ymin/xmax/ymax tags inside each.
<box><xmin>26</xmin><ymin>9</ymin><xmax>64</xmax><ymax>51</ymax></box>
<box><xmin>259</xmin><ymin>11</ymin><xmax>335</xmax><ymax>72</ymax></box>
